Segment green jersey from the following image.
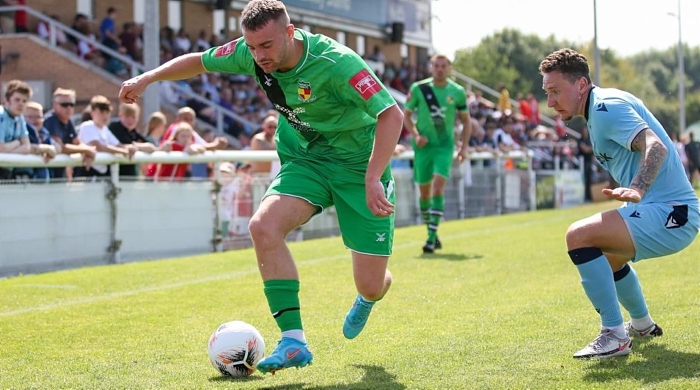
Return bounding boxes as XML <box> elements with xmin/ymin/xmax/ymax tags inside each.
<box><xmin>405</xmin><ymin>78</ymin><xmax>467</xmax><ymax>148</ymax></box>
<box><xmin>201</xmin><ymin>29</ymin><xmax>396</xmax><ymax>169</ymax></box>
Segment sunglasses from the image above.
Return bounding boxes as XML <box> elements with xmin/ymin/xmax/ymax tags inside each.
<box><xmin>58</xmin><ymin>102</ymin><xmax>75</xmax><ymax>108</ymax></box>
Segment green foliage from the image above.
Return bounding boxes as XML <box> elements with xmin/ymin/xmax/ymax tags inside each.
<box><xmin>2</xmin><ymin>199</ymin><xmax>700</xmax><ymax>389</ymax></box>
<box><xmin>452</xmin><ymin>28</ymin><xmax>700</xmax><ymax>131</ymax></box>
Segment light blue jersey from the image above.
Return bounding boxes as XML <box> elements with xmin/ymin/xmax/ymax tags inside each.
<box><xmin>586</xmin><ymin>87</ymin><xmax>697</xmax><ymax>205</ymax></box>
<box><xmin>585</xmin><ymin>86</ymin><xmax>699</xmax><ymax>261</ymax></box>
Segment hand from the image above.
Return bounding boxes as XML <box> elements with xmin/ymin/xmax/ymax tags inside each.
<box><xmin>215</xmin><ymin>136</ymin><xmax>229</xmax><ymax>149</ymax></box>
<box><xmin>126</xmin><ymin>145</ymin><xmax>137</xmax><ymax>160</ymax></box>
<box><xmin>365</xmin><ymin>180</ymin><xmax>394</xmax><ymax>217</ymax></box>
<box><xmin>415</xmin><ymin>135</ymin><xmax>428</xmax><ymax>148</ymax></box>
<box><xmin>602</xmin><ymin>187</ymin><xmax>642</xmax><ymax>203</ymax></box>
<box><xmin>457</xmin><ymin>147</ymin><xmax>469</xmax><ymax>163</ymax></box>
<box><xmin>161</xmin><ymin>141</ymin><xmax>173</xmax><ymax>152</ymax></box>
<box><xmin>119</xmin><ymin>75</ymin><xmax>149</xmax><ymax>104</ymax></box>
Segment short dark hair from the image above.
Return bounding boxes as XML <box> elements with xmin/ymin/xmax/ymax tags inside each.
<box><xmin>240</xmin><ymin>0</ymin><xmax>289</xmax><ymax>32</ymax></box>
<box><xmin>539</xmin><ymin>48</ymin><xmax>591</xmax><ymax>84</ymax></box>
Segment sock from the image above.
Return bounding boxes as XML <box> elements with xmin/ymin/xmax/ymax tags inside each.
<box><xmin>263</xmin><ymin>279</ymin><xmax>304</xmax><ymax>340</ymax></box>
<box><xmin>281</xmin><ymin>330</ymin><xmax>307</xmax><ymax>343</ymax></box>
<box><xmin>568</xmin><ymin>247</ymin><xmax>623</xmax><ymax>329</ymax></box>
<box><xmin>419</xmin><ymin>198</ymin><xmax>430</xmax><ymax>225</ymax></box>
<box><xmin>603</xmin><ymin>324</ymin><xmax>627</xmax><ymax>339</ymax></box>
<box><xmin>427</xmin><ymin>195</ymin><xmax>444</xmax><ymax>243</ymax></box>
<box><xmin>358</xmin><ymin>294</ymin><xmax>377</xmax><ymax>305</ymax></box>
<box><xmin>613</xmin><ymin>263</ymin><xmax>654</xmax><ymax>331</ymax></box>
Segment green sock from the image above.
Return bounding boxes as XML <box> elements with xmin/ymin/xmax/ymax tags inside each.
<box><xmin>263</xmin><ymin>279</ymin><xmax>303</xmax><ymax>332</ymax></box>
<box><xmin>419</xmin><ymin>198</ymin><xmax>430</xmax><ymax>225</ymax></box>
<box><xmin>428</xmin><ymin>195</ymin><xmax>445</xmax><ymax>243</ymax></box>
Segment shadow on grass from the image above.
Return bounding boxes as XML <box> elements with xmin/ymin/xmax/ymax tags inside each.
<box><xmin>419</xmin><ymin>252</ymin><xmax>483</xmax><ymax>261</ymax></box>
<box><xmin>253</xmin><ymin>364</ymin><xmax>406</xmax><ymax>390</ymax></box>
<box><xmin>582</xmin><ymin>341</ymin><xmax>700</xmax><ymax>384</ymax></box>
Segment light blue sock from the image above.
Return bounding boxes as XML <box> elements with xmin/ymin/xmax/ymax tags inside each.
<box><xmin>614</xmin><ymin>264</ymin><xmax>649</xmax><ymax>319</ymax></box>
<box><xmin>570</xmin><ymin>249</ymin><xmax>623</xmax><ymax>328</ymax></box>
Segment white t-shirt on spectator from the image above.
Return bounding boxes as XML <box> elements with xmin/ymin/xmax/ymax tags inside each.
<box><xmin>79</xmin><ymin>120</ymin><xmax>121</xmax><ymax>174</ymax></box>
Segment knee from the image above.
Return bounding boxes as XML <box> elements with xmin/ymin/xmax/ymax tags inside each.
<box><xmin>358</xmin><ymin>270</ymin><xmax>392</xmax><ymax>301</ymax></box>
<box><xmin>565</xmin><ymin>221</ymin><xmax>585</xmax><ymax>250</ymax></box>
<box><xmin>248</xmin><ymin>213</ymin><xmax>281</xmax><ymax>243</ymax></box>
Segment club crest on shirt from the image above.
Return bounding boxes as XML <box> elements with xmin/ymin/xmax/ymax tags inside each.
<box><xmin>214</xmin><ymin>40</ymin><xmax>237</xmax><ymax>57</ymax></box>
<box><xmin>446</xmin><ymin>96</ymin><xmax>454</xmax><ymax>104</ymax></box>
<box><xmin>297</xmin><ymin>81</ymin><xmax>317</xmax><ymax>103</ymax></box>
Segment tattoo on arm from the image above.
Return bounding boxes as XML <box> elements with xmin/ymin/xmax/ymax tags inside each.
<box><xmin>630</xmin><ymin>129</ymin><xmax>667</xmax><ymax>193</ymax></box>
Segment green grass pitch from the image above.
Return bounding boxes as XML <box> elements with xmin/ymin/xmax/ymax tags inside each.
<box><xmin>1</xmin><ymin>200</ymin><xmax>699</xmax><ymax>389</ymax></box>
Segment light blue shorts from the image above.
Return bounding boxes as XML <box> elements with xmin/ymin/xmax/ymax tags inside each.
<box><xmin>619</xmin><ymin>201</ymin><xmax>700</xmax><ymax>261</ymax></box>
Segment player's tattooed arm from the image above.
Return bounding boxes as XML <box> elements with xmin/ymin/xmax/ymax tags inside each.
<box><xmin>629</xmin><ymin>128</ymin><xmax>667</xmax><ymax>195</ymax></box>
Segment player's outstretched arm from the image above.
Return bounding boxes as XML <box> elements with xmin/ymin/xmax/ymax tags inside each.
<box><xmin>119</xmin><ymin>53</ymin><xmax>207</xmax><ymax>104</ymax></box>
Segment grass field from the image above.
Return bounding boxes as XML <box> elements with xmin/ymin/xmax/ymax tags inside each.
<box><xmin>1</xmin><ymin>200</ymin><xmax>700</xmax><ymax>390</ymax></box>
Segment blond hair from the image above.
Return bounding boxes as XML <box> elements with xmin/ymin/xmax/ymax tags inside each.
<box><xmin>170</xmin><ymin>121</ymin><xmax>194</xmax><ymax>141</ymax></box>
<box><xmin>118</xmin><ymin>102</ymin><xmax>140</xmax><ymax>116</ymax></box>
<box><xmin>146</xmin><ymin>111</ymin><xmax>167</xmax><ymax>137</ymax></box>
<box><xmin>25</xmin><ymin>101</ymin><xmax>44</xmax><ymax>112</ymax></box>
<box><xmin>53</xmin><ymin>88</ymin><xmax>76</xmax><ymax>101</ymax></box>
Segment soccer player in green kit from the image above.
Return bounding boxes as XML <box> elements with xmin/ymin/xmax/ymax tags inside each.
<box><xmin>404</xmin><ymin>54</ymin><xmax>472</xmax><ymax>253</ymax></box>
<box><xmin>118</xmin><ymin>0</ymin><xmax>403</xmax><ymax>375</ymax></box>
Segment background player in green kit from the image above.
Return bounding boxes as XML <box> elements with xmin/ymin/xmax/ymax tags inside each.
<box><xmin>404</xmin><ymin>54</ymin><xmax>472</xmax><ymax>253</ymax></box>
<box><xmin>118</xmin><ymin>0</ymin><xmax>403</xmax><ymax>375</ymax></box>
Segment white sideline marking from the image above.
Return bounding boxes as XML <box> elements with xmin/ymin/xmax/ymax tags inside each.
<box><xmin>0</xmin><ymin>215</ymin><xmax>567</xmax><ymax>318</ymax></box>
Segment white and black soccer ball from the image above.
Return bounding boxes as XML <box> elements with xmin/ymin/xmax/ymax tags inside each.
<box><xmin>207</xmin><ymin>320</ymin><xmax>266</xmax><ymax>377</ymax></box>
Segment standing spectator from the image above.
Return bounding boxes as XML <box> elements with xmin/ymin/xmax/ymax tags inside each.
<box><xmin>0</xmin><ymin>0</ymin><xmax>16</xmax><ymax>34</ymax></box>
<box><xmin>0</xmin><ymin>79</ymin><xmax>31</xmax><ymax>179</ymax></box>
<box><xmin>670</xmin><ymin>132</ymin><xmax>689</xmax><ymax>181</ymax></box>
<box><xmin>108</xmin><ymin>102</ymin><xmax>157</xmax><ymax>177</ymax></box>
<box><xmin>76</xmin><ymin>95</ymin><xmax>135</xmax><ymax>178</ymax></box>
<box><xmin>403</xmin><ymin>53</ymin><xmax>472</xmax><ymax>253</ymax></box>
<box><xmin>248</xmin><ymin>114</ymin><xmax>278</xmax><ymax>179</ymax></box>
<box><xmin>577</xmin><ymin>125</ymin><xmax>594</xmax><ymax>202</ymax></box>
<box><xmin>146</xmin><ymin>121</ymin><xmax>205</xmax><ymax>181</ymax></box>
<box><xmin>553</xmin><ymin>113</ymin><xmax>567</xmax><ymax>139</ymax></box>
<box><xmin>684</xmin><ymin>132</ymin><xmax>700</xmax><ymax>187</ymax></box>
<box><xmin>527</xmin><ymin>93</ymin><xmax>541</xmax><ymax>127</ymax></box>
<box><xmin>13</xmin><ymin>0</ymin><xmax>26</xmax><ymax>32</ymax></box>
<box><xmin>496</xmin><ymin>83</ymin><xmax>511</xmax><ymax>112</ymax></box>
<box><xmin>517</xmin><ymin>92</ymin><xmax>532</xmax><ymax>129</ymax></box>
<box><xmin>119</xmin><ymin>0</ymin><xmax>403</xmax><ymax>374</ymax></box>
<box><xmin>144</xmin><ymin>111</ymin><xmax>167</xmax><ymax>145</ymax></box>
<box><xmin>99</xmin><ymin>7</ymin><xmax>118</xmax><ymax>51</ymax></box>
<box><xmin>540</xmin><ymin>48</ymin><xmax>699</xmax><ymax>359</ymax></box>
<box><xmin>24</xmin><ymin>101</ymin><xmax>58</xmax><ymax>180</ymax></box>
<box><xmin>44</xmin><ymin>88</ymin><xmax>96</xmax><ymax>178</ymax></box>
<box><xmin>118</xmin><ymin>21</ymin><xmax>141</xmax><ymax>61</ymax></box>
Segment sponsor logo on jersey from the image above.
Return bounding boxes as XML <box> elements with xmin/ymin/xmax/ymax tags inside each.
<box><xmin>447</xmin><ymin>96</ymin><xmax>454</xmax><ymax>104</ymax></box>
<box><xmin>214</xmin><ymin>40</ymin><xmax>237</xmax><ymax>57</ymax></box>
<box><xmin>297</xmin><ymin>81</ymin><xmax>317</xmax><ymax>103</ymax></box>
<box><xmin>349</xmin><ymin>69</ymin><xmax>381</xmax><ymax>100</ymax></box>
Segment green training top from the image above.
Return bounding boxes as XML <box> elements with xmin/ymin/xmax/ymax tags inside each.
<box><xmin>405</xmin><ymin>78</ymin><xmax>467</xmax><ymax>148</ymax></box>
<box><xmin>201</xmin><ymin>29</ymin><xmax>397</xmax><ymax>172</ymax></box>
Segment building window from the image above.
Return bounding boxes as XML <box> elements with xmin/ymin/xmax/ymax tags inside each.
<box><xmin>356</xmin><ymin>35</ymin><xmax>365</xmax><ymax>57</ymax></box>
<box><xmin>336</xmin><ymin>31</ymin><xmax>346</xmax><ymax>45</ymax></box>
<box><xmin>77</xmin><ymin>0</ymin><xmax>93</xmax><ymax>19</ymax></box>
<box><xmin>213</xmin><ymin>9</ymin><xmax>225</xmax><ymax>35</ymax></box>
<box><xmin>168</xmin><ymin>0</ymin><xmax>182</xmax><ymax>30</ymax></box>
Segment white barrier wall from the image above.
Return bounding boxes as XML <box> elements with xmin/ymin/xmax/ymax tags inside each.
<box><xmin>0</xmin><ymin>150</ymin><xmax>537</xmax><ymax>277</ymax></box>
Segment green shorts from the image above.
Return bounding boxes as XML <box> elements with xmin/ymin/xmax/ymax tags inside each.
<box><xmin>413</xmin><ymin>146</ymin><xmax>454</xmax><ymax>184</ymax></box>
<box><xmin>265</xmin><ymin>160</ymin><xmax>395</xmax><ymax>256</ymax></box>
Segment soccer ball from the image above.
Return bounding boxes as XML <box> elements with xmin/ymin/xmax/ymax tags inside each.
<box><xmin>207</xmin><ymin>320</ymin><xmax>266</xmax><ymax>377</ymax></box>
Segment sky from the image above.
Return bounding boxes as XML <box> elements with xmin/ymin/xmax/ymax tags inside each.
<box><xmin>431</xmin><ymin>0</ymin><xmax>700</xmax><ymax>58</ymax></box>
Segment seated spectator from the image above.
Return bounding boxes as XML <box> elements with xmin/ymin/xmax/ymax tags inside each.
<box><xmin>146</xmin><ymin>121</ymin><xmax>205</xmax><ymax>181</ymax></box>
<box><xmin>0</xmin><ymin>79</ymin><xmax>32</xmax><ymax>179</ymax></box>
<box><xmin>108</xmin><ymin>102</ymin><xmax>157</xmax><ymax>177</ymax></box>
<box><xmin>75</xmin><ymin>95</ymin><xmax>136</xmax><ymax>178</ymax></box>
<box><xmin>118</xmin><ymin>21</ymin><xmax>141</xmax><ymax>61</ymax></box>
<box><xmin>37</xmin><ymin>14</ymin><xmax>72</xmax><ymax>50</ymax></box>
<box><xmin>194</xmin><ymin>29</ymin><xmax>211</xmax><ymax>52</ymax></box>
<box><xmin>44</xmin><ymin>87</ymin><xmax>96</xmax><ymax>178</ymax></box>
<box><xmin>492</xmin><ymin>117</ymin><xmax>521</xmax><ymax>153</ymax></box>
<box><xmin>24</xmin><ymin>101</ymin><xmax>58</xmax><ymax>180</ymax></box>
